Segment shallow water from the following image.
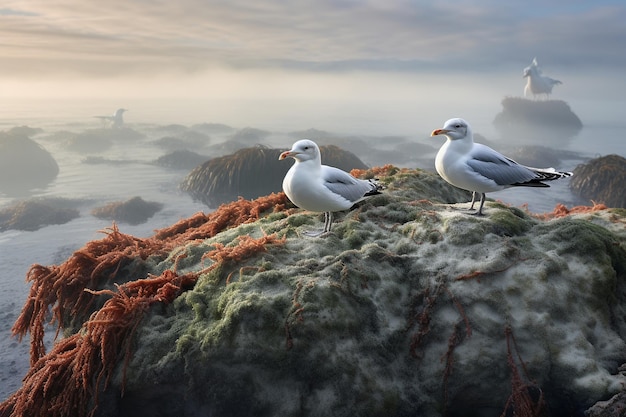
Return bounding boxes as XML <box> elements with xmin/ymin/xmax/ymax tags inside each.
<box><xmin>0</xmin><ymin>98</ymin><xmax>624</xmax><ymax>400</ymax></box>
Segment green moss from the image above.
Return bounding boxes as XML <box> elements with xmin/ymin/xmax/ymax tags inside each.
<box><xmin>548</xmin><ymin>218</ymin><xmax>620</xmax><ymax>259</ymax></box>
<box><xmin>340</xmin><ymin>221</ymin><xmax>372</xmax><ymax>249</ymax></box>
<box><xmin>257</xmin><ymin>259</ymin><xmax>274</xmax><ymax>272</ymax></box>
<box><xmin>287</xmin><ymin>213</ymin><xmax>314</xmax><ymax>228</ymax></box>
<box><xmin>393</xmin><ymin>238</ymin><xmax>420</xmax><ymax>255</ymax></box>
<box><xmin>487</xmin><ymin>208</ymin><xmax>533</xmax><ymax>236</ymax></box>
<box><xmin>610</xmin><ymin>208</ymin><xmax>626</xmax><ymax>217</ymax></box>
<box><xmin>186</xmin><ymin>290</ymin><xmax>211</xmax><ymax>321</ymax></box>
<box><xmin>189</xmin><ymin>282</ymin><xmax>284</xmax><ymax>352</ymax></box>
<box><xmin>263</xmin><ymin>211</ymin><xmax>288</xmax><ymax>222</ymax></box>
<box><xmin>374</xmin><ymin>201</ymin><xmax>418</xmax><ymax>224</ymax></box>
<box><xmin>443</xmin><ymin>215</ymin><xmax>485</xmax><ymax>246</ymax></box>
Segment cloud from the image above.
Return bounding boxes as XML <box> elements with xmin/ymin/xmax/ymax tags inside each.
<box><xmin>0</xmin><ymin>0</ymin><xmax>624</xmax><ymax>80</ymax></box>
<box><xmin>0</xmin><ymin>8</ymin><xmax>38</xmax><ymax>16</ymax></box>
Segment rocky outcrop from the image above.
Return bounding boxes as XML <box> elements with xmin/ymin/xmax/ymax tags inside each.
<box><xmin>2</xmin><ymin>167</ymin><xmax>626</xmax><ymax>417</ymax></box>
<box><xmin>91</xmin><ymin>196</ymin><xmax>163</xmax><ymax>225</ymax></box>
<box><xmin>493</xmin><ymin>97</ymin><xmax>583</xmax><ymax>143</ymax></box>
<box><xmin>0</xmin><ymin>198</ymin><xmax>79</xmax><ymax>231</ymax></box>
<box><xmin>153</xmin><ymin>150</ymin><xmax>209</xmax><ymax>170</ymax></box>
<box><xmin>570</xmin><ymin>154</ymin><xmax>626</xmax><ymax>208</ymax></box>
<box><xmin>0</xmin><ymin>131</ymin><xmax>59</xmax><ymax>194</ymax></box>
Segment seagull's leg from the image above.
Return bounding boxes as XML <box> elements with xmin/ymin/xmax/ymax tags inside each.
<box><xmin>476</xmin><ymin>193</ymin><xmax>486</xmax><ymax>216</ymax></box>
<box><xmin>468</xmin><ymin>193</ymin><xmax>487</xmax><ymax>216</ymax></box>
<box><xmin>303</xmin><ymin>212</ymin><xmax>332</xmax><ymax>237</ymax></box>
<box><xmin>469</xmin><ymin>192</ymin><xmax>477</xmax><ymax>210</ymax></box>
<box><xmin>324</xmin><ymin>211</ymin><xmax>333</xmax><ymax>233</ymax></box>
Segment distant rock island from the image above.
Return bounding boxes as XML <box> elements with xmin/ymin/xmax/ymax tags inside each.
<box><xmin>493</xmin><ymin>97</ymin><xmax>583</xmax><ymax>143</ymax></box>
<box><xmin>0</xmin><ymin>198</ymin><xmax>79</xmax><ymax>231</ymax></box>
<box><xmin>0</xmin><ymin>130</ymin><xmax>59</xmax><ymax>194</ymax></box>
<box><xmin>91</xmin><ymin>196</ymin><xmax>163</xmax><ymax>225</ymax></box>
<box><xmin>2</xmin><ymin>166</ymin><xmax>626</xmax><ymax>417</ymax></box>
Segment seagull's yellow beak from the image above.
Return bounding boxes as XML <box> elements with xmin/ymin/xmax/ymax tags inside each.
<box><xmin>279</xmin><ymin>150</ymin><xmax>297</xmax><ymax>160</ymax></box>
<box><xmin>431</xmin><ymin>128</ymin><xmax>450</xmax><ymax>137</ymax></box>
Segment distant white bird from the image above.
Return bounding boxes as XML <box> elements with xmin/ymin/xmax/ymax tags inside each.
<box><xmin>431</xmin><ymin>118</ymin><xmax>572</xmax><ymax>215</ymax></box>
<box><xmin>523</xmin><ymin>58</ymin><xmax>562</xmax><ymax>99</ymax></box>
<box><xmin>279</xmin><ymin>139</ymin><xmax>382</xmax><ymax>236</ymax></box>
<box><xmin>94</xmin><ymin>108</ymin><xmax>127</xmax><ymax>128</ymax></box>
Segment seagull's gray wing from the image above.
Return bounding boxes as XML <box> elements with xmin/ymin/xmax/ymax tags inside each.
<box><xmin>321</xmin><ymin>165</ymin><xmax>375</xmax><ymax>203</ymax></box>
<box><xmin>544</xmin><ymin>76</ymin><xmax>562</xmax><ymax>85</ymax></box>
<box><xmin>467</xmin><ymin>144</ymin><xmax>538</xmax><ymax>186</ymax></box>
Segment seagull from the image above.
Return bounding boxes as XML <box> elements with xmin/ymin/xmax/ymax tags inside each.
<box><xmin>523</xmin><ymin>58</ymin><xmax>562</xmax><ymax>99</ymax></box>
<box><xmin>279</xmin><ymin>139</ymin><xmax>382</xmax><ymax>236</ymax></box>
<box><xmin>431</xmin><ymin>118</ymin><xmax>572</xmax><ymax>215</ymax></box>
<box><xmin>94</xmin><ymin>108</ymin><xmax>127</xmax><ymax>128</ymax></box>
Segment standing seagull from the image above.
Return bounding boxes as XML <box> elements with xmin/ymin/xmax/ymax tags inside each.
<box><xmin>279</xmin><ymin>139</ymin><xmax>382</xmax><ymax>236</ymax></box>
<box><xmin>523</xmin><ymin>58</ymin><xmax>562</xmax><ymax>99</ymax></box>
<box><xmin>431</xmin><ymin>118</ymin><xmax>572</xmax><ymax>215</ymax></box>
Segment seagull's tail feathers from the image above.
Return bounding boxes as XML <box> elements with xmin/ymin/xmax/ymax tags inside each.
<box><xmin>514</xmin><ymin>167</ymin><xmax>572</xmax><ymax>187</ymax></box>
<box><xmin>534</xmin><ymin>167</ymin><xmax>572</xmax><ymax>180</ymax></box>
<box><xmin>364</xmin><ymin>178</ymin><xmax>384</xmax><ymax>196</ymax></box>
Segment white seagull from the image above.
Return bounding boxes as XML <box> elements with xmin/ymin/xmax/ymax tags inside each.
<box><xmin>431</xmin><ymin>118</ymin><xmax>572</xmax><ymax>215</ymax></box>
<box><xmin>94</xmin><ymin>108</ymin><xmax>127</xmax><ymax>128</ymax></box>
<box><xmin>279</xmin><ymin>139</ymin><xmax>382</xmax><ymax>236</ymax></box>
<box><xmin>523</xmin><ymin>58</ymin><xmax>562</xmax><ymax>99</ymax></box>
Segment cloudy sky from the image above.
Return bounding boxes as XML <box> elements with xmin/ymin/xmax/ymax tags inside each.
<box><xmin>1</xmin><ymin>0</ymin><xmax>625</xmax><ymax>129</ymax></box>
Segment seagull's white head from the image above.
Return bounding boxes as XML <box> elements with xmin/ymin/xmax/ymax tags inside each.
<box><xmin>279</xmin><ymin>139</ymin><xmax>321</xmax><ymax>163</ymax></box>
<box><xmin>523</xmin><ymin>57</ymin><xmax>540</xmax><ymax>78</ymax></box>
<box><xmin>431</xmin><ymin>118</ymin><xmax>471</xmax><ymax>141</ymax></box>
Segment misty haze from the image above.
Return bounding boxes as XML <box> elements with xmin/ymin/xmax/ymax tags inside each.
<box><xmin>1</xmin><ymin>1</ymin><xmax>626</xmax><ymax>414</ymax></box>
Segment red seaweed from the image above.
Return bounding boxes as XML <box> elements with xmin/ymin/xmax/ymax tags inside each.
<box><xmin>1</xmin><ymin>193</ymin><xmax>288</xmax><ymax>417</ymax></box>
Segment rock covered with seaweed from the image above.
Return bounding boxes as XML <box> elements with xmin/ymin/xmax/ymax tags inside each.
<box><xmin>2</xmin><ymin>166</ymin><xmax>626</xmax><ymax>417</ymax></box>
<box><xmin>570</xmin><ymin>154</ymin><xmax>626</xmax><ymax>209</ymax></box>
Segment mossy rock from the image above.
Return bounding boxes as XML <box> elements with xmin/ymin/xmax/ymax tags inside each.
<box><xmin>107</xmin><ymin>203</ymin><xmax>626</xmax><ymax>417</ymax></box>
<box><xmin>7</xmin><ymin>167</ymin><xmax>626</xmax><ymax>417</ymax></box>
